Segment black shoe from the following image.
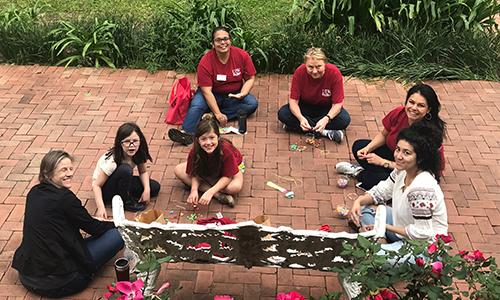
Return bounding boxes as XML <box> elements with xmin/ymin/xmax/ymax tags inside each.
<box><xmin>168</xmin><ymin>128</ymin><xmax>194</xmax><ymax>146</ymax></box>
<box><xmin>124</xmin><ymin>200</ymin><xmax>146</xmax><ymax>212</ymax></box>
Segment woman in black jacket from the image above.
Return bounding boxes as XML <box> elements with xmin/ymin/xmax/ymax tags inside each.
<box><xmin>12</xmin><ymin>150</ymin><xmax>124</xmax><ymax>297</ymax></box>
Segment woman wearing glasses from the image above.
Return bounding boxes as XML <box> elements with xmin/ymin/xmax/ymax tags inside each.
<box><xmin>92</xmin><ymin>122</ymin><xmax>160</xmax><ymax>219</ymax></box>
<box><xmin>168</xmin><ymin>26</ymin><xmax>259</xmax><ymax>145</ymax></box>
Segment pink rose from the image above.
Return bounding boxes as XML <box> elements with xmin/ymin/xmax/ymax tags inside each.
<box><xmin>214</xmin><ymin>296</ymin><xmax>234</xmax><ymax>300</ymax></box>
<box><xmin>435</xmin><ymin>234</ymin><xmax>453</xmax><ymax>243</ymax></box>
<box><xmin>415</xmin><ymin>257</ymin><xmax>425</xmax><ymax>267</ymax></box>
<box><xmin>276</xmin><ymin>291</ymin><xmax>305</xmax><ymax>300</ymax></box>
<box><xmin>431</xmin><ymin>261</ymin><xmax>443</xmax><ymax>275</ymax></box>
<box><xmin>472</xmin><ymin>250</ymin><xmax>485</xmax><ymax>261</ymax></box>
<box><xmin>427</xmin><ymin>243</ymin><xmax>438</xmax><ymax>254</ymax></box>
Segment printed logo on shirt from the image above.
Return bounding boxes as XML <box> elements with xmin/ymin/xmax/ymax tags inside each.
<box><xmin>232</xmin><ymin>68</ymin><xmax>242</xmax><ymax>77</ymax></box>
<box><xmin>321</xmin><ymin>89</ymin><xmax>332</xmax><ymax>97</ymax></box>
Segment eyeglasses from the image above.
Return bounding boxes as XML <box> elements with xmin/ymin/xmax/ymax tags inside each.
<box><xmin>213</xmin><ymin>36</ymin><xmax>230</xmax><ymax>44</ymax></box>
<box><xmin>121</xmin><ymin>139</ymin><xmax>140</xmax><ymax>147</ymax></box>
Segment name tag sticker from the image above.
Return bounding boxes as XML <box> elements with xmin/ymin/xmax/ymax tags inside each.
<box><xmin>216</xmin><ymin>74</ymin><xmax>227</xmax><ymax>81</ymax></box>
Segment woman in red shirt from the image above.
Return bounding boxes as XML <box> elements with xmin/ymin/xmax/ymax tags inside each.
<box><xmin>336</xmin><ymin>84</ymin><xmax>446</xmax><ymax>190</ymax></box>
<box><xmin>278</xmin><ymin>47</ymin><xmax>351</xmax><ymax>143</ymax></box>
<box><xmin>168</xmin><ymin>26</ymin><xmax>258</xmax><ymax>145</ymax></box>
<box><xmin>174</xmin><ymin>114</ymin><xmax>244</xmax><ymax>207</ymax></box>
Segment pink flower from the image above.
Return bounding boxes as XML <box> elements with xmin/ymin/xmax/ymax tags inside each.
<box><xmin>276</xmin><ymin>291</ymin><xmax>305</xmax><ymax>300</ymax></box>
<box><xmin>214</xmin><ymin>296</ymin><xmax>234</xmax><ymax>300</ymax></box>
<box><xmin>459</xmin><ymin>250</ymin><xmax>468</xmax><ymax>257</ymax></box>
<box><xmin>415</xmin><ymin>257</ymin><xmax>425</xmax><ymax>267</ymax></box>
<box><xmin>435</xmin><ymin>234</ymin><xmax>453</xmax><ymax>243</ymax></box>
<box><xmin>431</xmin><ymin>261</ymin><xmax>443</xmax><ymax>275</ymax></box>
<box><xmin>320</xmin><ymin>224</ymin><xmax>331</xmax><ymax>232</ymax></box>
<box><xmin>472</xmin><ymin>249</ymin><xmax>485</xmax><ymax>261</ymax></box>
<box><xmin>156</xmin><ymin>282</ymin><xmax>171</xmax><ymax>295</ymax></box>
<box><xmin>115</xmin><ymin>279</ymin><xmax>144</xmax><ymax>300</ymax></box>
<box><xmin>104</xmin><ymin>292</ymin><xmax>114</xmax><ymax>299</ymax></box>
<box><xmin>427</xmin><ymin>243</ymin><xmax>438</xmax><ymax>254</ymax></box>
<box><xmin>379</xmin><ymin>289</ymin><xmax>397</xmax><ymax>299</ymax></box>
<box><xmin>107</xmin><ymin>284</ymin><xmax>116</xmax><ymax>292</ymax></box>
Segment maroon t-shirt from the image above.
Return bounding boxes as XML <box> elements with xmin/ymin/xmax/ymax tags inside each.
<box><xmin>290</xmin><ymin>63</ymin><xmax>344</xmax><ymax>106</ymax></box>
<box><xmin>186</xmin><ymin>139</ymin><xmax>243</xmax><ymax>179</ymax></box>
<box><xmin>382</xmin><ymin>106</ymin><xmax>445</xmax><ymax>170</ymax></box>
<box><xmin>197</xmin><ymin>46</ymin><xmax>256</xmax><ymax>94</ymax></box>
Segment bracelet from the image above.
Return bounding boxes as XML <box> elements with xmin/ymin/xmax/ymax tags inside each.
<box><xmin>325</xmin><ymin>115</ymin><xmax>333</xmax><ymax>121</ymax></box>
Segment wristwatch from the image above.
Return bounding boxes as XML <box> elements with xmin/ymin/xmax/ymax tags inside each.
<box><xmin>383</xmin><ymin>161</ymin><xmax>390</xmax><ymax>168</ymax></box>
<box><xmin>326</xmin><ymin>115</ymin><xmax>333</xmax><ymax>121</ymax></box>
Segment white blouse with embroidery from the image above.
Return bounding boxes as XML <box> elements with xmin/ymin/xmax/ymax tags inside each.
<box><xmin>367</xmin><ymin>170</ymin><xmax>448</xmax><ymax>241</ymax></box>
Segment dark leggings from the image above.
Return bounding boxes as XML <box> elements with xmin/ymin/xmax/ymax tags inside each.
<box><xmin>352</xmin><ymin>139</ymin><xmax>394</xmax><ymax>190</ymax></box>
<box><xmin>277</xmin><ymin>102</ymin><xmax>351</xmax><ymax>131</ymax></box>
<box><xmin>101</xmin><ymin>164</ymin><xmax>161</xmax><ymax>204</ymax></box>
<box><xmin>20</xmin><ymin>228</ymin><xmax>124</xmax><ymax>298</ymax></box>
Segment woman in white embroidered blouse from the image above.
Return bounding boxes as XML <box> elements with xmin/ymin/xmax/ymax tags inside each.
<box><xmin>348</xmin><ymin>122</ymin><xmax>448</xmax><ymax>244</ymax></box>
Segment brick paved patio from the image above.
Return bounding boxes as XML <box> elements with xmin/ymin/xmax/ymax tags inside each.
<box><xmin>0</xmin><ymin>65</ymin><xmax>499</xmax><ymax>299</ymax></box>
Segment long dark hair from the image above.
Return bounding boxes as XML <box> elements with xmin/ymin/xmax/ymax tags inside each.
<box><xmin>397</xmin><ymin>122</ymin><xmax>443</xmax><ymax>182</ymax></box>
<box><xmin>192</xmin><ymin>114</ymin><xmax>225</xmax><ymax>179</ymax></box>
<box><xmin>107</xmin><ymin>122</ymin><xmax>152</xmax><ymax>165</ymax></box>
<box><xmin>405</xmin><ymin>83</ymin><xmax>446</xmax><ymax>134</ymax></box>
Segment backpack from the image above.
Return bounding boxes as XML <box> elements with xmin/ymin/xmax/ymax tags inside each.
<box><xmin>165</xmin><ymin>77</ymin><xmax>195</xmax><ymax>125</ymax></box>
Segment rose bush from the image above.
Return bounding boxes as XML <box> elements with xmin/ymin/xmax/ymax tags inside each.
<box><xmin>332</xmin><ymin>234</ymin><xmax>500</xmax><ymax>299</ymax></box>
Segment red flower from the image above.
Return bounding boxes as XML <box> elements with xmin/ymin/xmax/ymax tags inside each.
<box><xmin>435</xmin><ymin>234</ymin><xmax>453</xmax><ymax>243</ymax></box>
<box><xmin>459</xmin><ymin>250</ymin><xmax>468</xmax><ymax>257</ymax></box>
<box><xmin>472</xmin><ymin>250</ymin><xmax>485</xmax><ymax>261</ymax></box>
<box><xmin>427</xmin><ymin>243</ymin><xmax>438</xmax><ymax>254</ymax></box>
<box><xmin>380</xmin><ymin>289</ymin><xmax>398</xmax><ymax>299</ymax></box>
<box><xmin>415</xmin><ymin>257</ymin><xmax>425</xmax><ymax>266</ymax></box>
<box><xmin>276</xmin><ymin>291</ymin><xmax>305</xmax><ymax>300</ymax></box>
<box><xmin>320</xmin><ymin>224</ymin><xmax>331</xmax><ymax>232</ymax></box>
<box><xmin>431</xmin><ymin>261</ymin><xmax>443</xmax><ymax>275</ymax></box>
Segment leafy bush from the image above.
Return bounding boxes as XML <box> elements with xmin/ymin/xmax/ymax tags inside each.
<box><xmin>0</xmin><ymin>0</ymin><xmax>52</xmax><ymax>63</ymax></box>
<box><xmin>332</xmin><ymin>234</ymin><xmax>500</xmax><ymax>300</ymax></box>
<box><xmin>290</xmin><ymin>0</ymin><xmax>500</xmax><ymax>35</ymax></box>
<box><xmin>49</xmin><ymin>18</ymin><xmax>122</xmax><ymax>68</ymax></box>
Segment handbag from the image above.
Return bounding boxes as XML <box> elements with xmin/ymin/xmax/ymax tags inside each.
<box><xmin>165</xmin><ymin>77</ymin><xmax>194</xmax><ymax>125</ymax></box>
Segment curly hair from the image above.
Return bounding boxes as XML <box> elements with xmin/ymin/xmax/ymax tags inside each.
<box><xmin>397</xmin><ymin>121</ymin><xmax>443</xmax><ymax>182</ymax></box>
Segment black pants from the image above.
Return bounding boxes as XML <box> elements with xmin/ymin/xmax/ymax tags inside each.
<box><xmin>277</xmin><ymin>102</ymin><xmax>351</xmax><ymax>131</ymax></box>
<box><xmin>102</xmin><ymin>164</ymin><xmax>161</xmax><ymax>204</ymax></box>
<box><xmin>352</xmin><ymin>139</ymin><xmax>394</xmax><ymax>190</ymax></box>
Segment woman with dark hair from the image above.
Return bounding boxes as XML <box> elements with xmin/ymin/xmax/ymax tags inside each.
<box><xmin>92</xmin><ymin>122</ymin><xmax>160</xmax><ymax>219</ymax></box>
<box><xmin>13</xmin><ymin>150</ymin><xmax>124</xmax><ymax>297</ymax></box>
<box><xmin>174</xmin><ymin>113</ymin><xmax>244</xmax><ymax>207</ymax></box>
<box><xmin>348</xmin><ymin>122</ymin><xmax>448</xmax><ymax>245</ymax></box>
<box><xmin>336</xmin><ymin>83</ymin><xmax>446</xmax><ymax>190</ymax></box>
<box><xmin>168</xmin><ymin>26</ymin><xmax>258</xmax><ymax>145</ymax></box>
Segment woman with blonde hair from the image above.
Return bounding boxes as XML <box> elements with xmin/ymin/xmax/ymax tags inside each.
<box><xmin>278</xmin><ymin>47</ymin><xmax>351</xmax><ymax>143</ymax></box>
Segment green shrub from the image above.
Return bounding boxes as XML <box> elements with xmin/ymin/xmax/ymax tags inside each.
<box><xmin>290</xmin><ymin>0</ymin><xmax>500</xmax><ymax>35</ymax></box>
<box><xmin>0</xmin><ymin>0</ymin><xmax>52</xmax><ymax>63</ymax></box>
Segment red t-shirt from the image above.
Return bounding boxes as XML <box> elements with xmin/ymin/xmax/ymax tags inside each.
<box><xmin>382</xmin><ymin>106</ymin><xmax>445</xmax><ymax>170</ymax></box>
<box><xmin>186</xmin><ymin>139</ymin><xmax>243</xmax><ymax>179</ymax></box>
<box><xmin>197</xmin><ymin>46</ymin><xmax>256</xmax><ymax>94</ymax></box>
<box><xmin>290</xmin><ymin>63</ymin><xmax>344</xmax><ymax>106</ymax></box>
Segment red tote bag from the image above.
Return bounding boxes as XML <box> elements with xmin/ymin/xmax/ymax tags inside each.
<box><xmin>165</xmin><ymin>77</ymin><xmax>194</xmax><ymax>125</ymax></box>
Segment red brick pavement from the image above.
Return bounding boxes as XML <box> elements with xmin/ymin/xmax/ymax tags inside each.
<box><xmin>0</xmin><ymin>65</ymin><xmax>499</xmax><ymax>299</ymax></box>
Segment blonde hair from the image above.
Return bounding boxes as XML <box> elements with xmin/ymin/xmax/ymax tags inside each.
<box><xmin>304</xmin><ymin>47</ymin><xmax>328</xmax><ymax>63</ymax></box>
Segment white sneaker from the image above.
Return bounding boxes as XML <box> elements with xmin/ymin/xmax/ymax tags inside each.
<box><xmin>336</xmin><ymin>162</ymin><xmax>363</xmax><ymax>177</ymax></box>
<box><xmin>325</xmin><ymin>130</ymin><xmax>344</xmax><ymax>143</ymax></box>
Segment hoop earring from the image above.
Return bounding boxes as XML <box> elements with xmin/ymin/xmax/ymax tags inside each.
<box><xmin>425</xmin><ymin>113</ymin><xmax>432</xmax><ymax>120</ymax></box>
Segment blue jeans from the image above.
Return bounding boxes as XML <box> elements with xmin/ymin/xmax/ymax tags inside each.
<box><xmin>182</xmin><ymin>88</ymin><xmax>259</xmax><ymax>133</ymax></box>
<box><xmin>84</xmin><ymin>227</ymin><xmax>124</xmax><ymax>269</ymax></box>
<box><xmin>277</xmin><ymin>102</ymin><xmax>351</xmax><ymax>131</ymax></box>
<box><xmin>360</xmin><ymin>205</ymin><xmax>402</xmax><ymax>243</ymax></box>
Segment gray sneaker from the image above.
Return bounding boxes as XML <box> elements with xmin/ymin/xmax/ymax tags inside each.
<box><xmin>326</xmin><ymin>130</ymin><xmax>344</xmax><ymax>143</ymax></box>
<box><xmin>336</xmin><ymin>162</ymin><xmax>363</xmax><ymax>177</ymax></box>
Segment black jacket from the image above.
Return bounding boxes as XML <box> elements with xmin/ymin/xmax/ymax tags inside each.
<box><xmin>12</xmin><ymin>182</ymin><xmax>114</xmax><ymax>276</ymax></box>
